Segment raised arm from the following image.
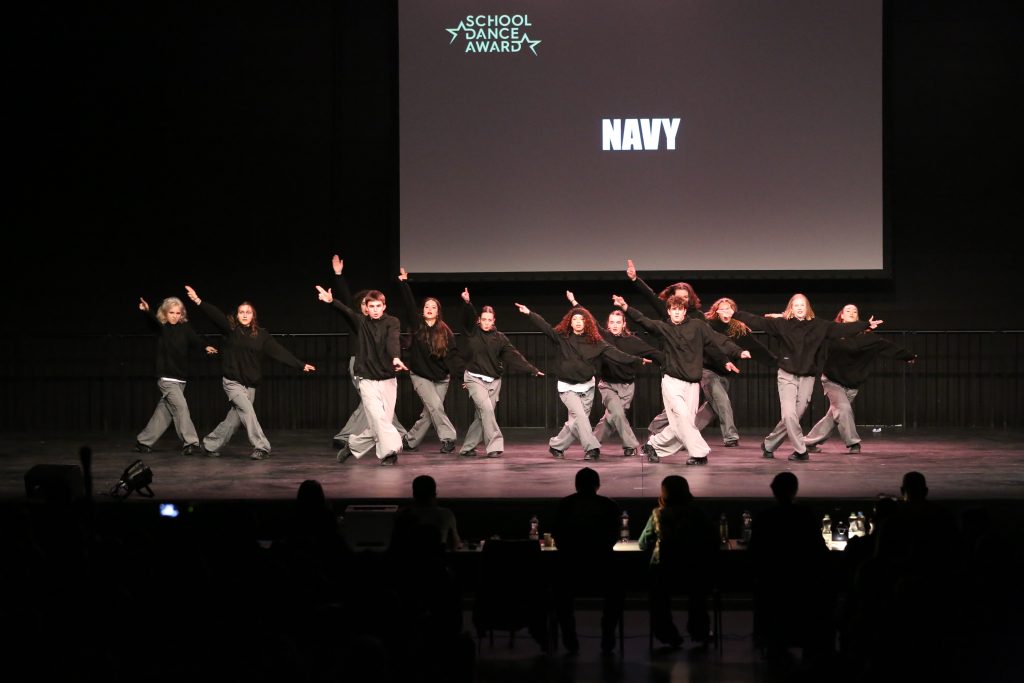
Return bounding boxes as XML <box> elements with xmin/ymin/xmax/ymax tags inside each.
<box><xmin>331</xmin><ymin>254</ymin><xmax>354</xmax><ymax>308</ymax></box>
<box><xmin>617</xmin><ymin>295</ymin><xmax>661</xmax><ymax>335</ymax></box>
<box><xmin>316</xmin><ymin>285</ymin><xmax>360</xmax><ymax>330</ymax></box>
<box><xmin>516</xmin><ymin>304</ymin><xmax>560</xmax><ymax>344</ymax></box>
<box><xmin>185</xmin><ymin>285</ymin><xmax>232</xmax><ymax>333</ymax></box>
<box><xmin>625</xmin><ymin>260</ymin><xmax>665</xmax><ymax>316</ymax></box>
<box><xmin>460</xmin><ymin>288</ymin><xmax>478</xmax><ymax>332</ymax></box>
<box><xmin>397</xmin><ymin>267</ymin><xmax>419</xmax><ymax>330</ymax></box>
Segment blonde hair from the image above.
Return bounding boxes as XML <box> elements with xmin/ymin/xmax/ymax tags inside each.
<box><xmin>156</xmin><ymin>297</ymin><xmax>188</xmax><ymax>324</ymax></box>
<box><xmin>782</xmin><ymin>293</ymin><xmax>815</xmax><ymax>320</ymax></box>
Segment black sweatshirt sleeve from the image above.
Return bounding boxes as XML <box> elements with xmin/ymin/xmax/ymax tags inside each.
<box><xmin>329</xmin><ymin>299</ymin><xmax>361</xmax><ymax>331</ymax></box>
<box><xmin>499</xmin><ymin>339</ymin><xmax>542</xmax><ymax>376</ymax></box>
<box><xmin>333</xmin><ymin>272</ymin><xmax>353</xmax><ymax>309</ymax></box>
<box><xmin>632</xmin><ymin>276</ymin><xmax>666</xmax><ymax>318</ymax></box>
<box><xmin>625</xmin><ymin>306</ymin><xmax>661</xmax><ymax>335</ymax></box>
<box><xmin>397</xmin><ymin>279</ymin><xmax>420</xmax><ymax>330</ymax></box>
<box><xmin>197</xmin><ymin>301</ymin><xmax>233</xmax><ymax>334</ymax></box>
<box><xmin>263</xmin><ymin>335</ymin><xmax>306</xmax><ymax>370</ymax></box>
<box><xmin>461</xmin><ymin>300</ymin><xmax>478</xmax><ymax>333</ymax></box>
<box><xmin>141</xmin><ymin>309</ymin><xmax>162</xmax><ymax>333</ymax></box>
<box><xmin>527</xmin><ymin>311</ymin><xmax>560</xmax><ymax>344</ymax></box>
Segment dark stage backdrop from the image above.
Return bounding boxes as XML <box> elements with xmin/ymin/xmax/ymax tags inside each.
<box><xmin>7</xmin><ymin>1</ymin><xmax>1021</xmax><ymax>341</ymax></box>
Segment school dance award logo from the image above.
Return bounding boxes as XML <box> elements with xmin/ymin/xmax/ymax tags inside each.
<box><xmin>445</xmin><ymin>14</ymin><xmax>542</xmax><ymax>55</ymax></box>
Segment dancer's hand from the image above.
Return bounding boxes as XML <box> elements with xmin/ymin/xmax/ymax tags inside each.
<box><xmin>205</xmin><ymin>346</ymin><xmax>218</xmax><ymax>355</ymax></box>
<box><xmin>332</xmin><ymin>254</ymin><xmax>343</xmax><ymax>275</ymax></box>
<box><xmin>740</xmin><ymin>350</ymin><xmax>752</xmax><ymax>359</ymax></box>
<box><xmin>138</xmin><ymin>297</ymin><xmax>150</xmax><ymax>312</ymax></box>
<box><xmin>461</xmin><ymin>288</ymin><xmax>470</xmax><ymax>303</ymax></box>
<box><xmin>302</xmin><ymin>364</ymin><xmax>316</xmax><ymax>373</ymax></box>
<box><xmin>315</xmin><ymin>285</ymin><xmax>333</xmax><ymax>303</ymax></box>
<box><xmin>514</xmin><ymin>303</ymin><xmax>530</xmax><ymax>315</ymax></box>
<box><xmin>398</xmin><ymin>267</ymin><xmax>408</xmax><ymax>281</ymax></box>
<box><xmin>725</xmin><ymin>362</ymin><xmax>740</xmax><ymax>374</ymax></box>
<box><xmin>611</xmin><ymin>294</ymin><xmax>627</xmax><ymax>310</ymax></box>
<box><xmin>393</xmin><ymin>358</ymin><xmax>409</xmax><ymax>372</ymax></box>
<box><xmin>184</xmin><ymin>285</ymin><xmax>201</xmax><ymax>305</ymax></box>
<box><xmin>566</xmin><ymin>290</ymin><xmax>577</xmax><ymax>305</ymax></box>
<box><xmin>868</xmin><ymin>316</ymin><xmax>883</xmax><ymax>329</ymax></box>
<box><xmin>626</xmin><ymin>259</ymin><xmax>637</xmax><ymax>281</ymax></box>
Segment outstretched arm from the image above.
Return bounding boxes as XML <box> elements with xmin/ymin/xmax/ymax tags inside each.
<box><xmin>316</xmin><ymin>285</ymin><xmax>360</xmax><ymax>329</ymax></box>
<box><xmin>518</xmin><ymin>305</ymin><xmax>560</xmax><ymax>344</ymax></box>
<box><xmin>185</xmin><ymin>286</ymin><xmax>231</xmax><ymax>332</ymax></box>
<box><xmin>461</xmin><ymin>288</ymin><xmax>478</xmax><ymax>332</ymax></box>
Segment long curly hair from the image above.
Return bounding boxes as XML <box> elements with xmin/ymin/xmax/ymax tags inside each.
<box><xmin>657</xmin><ymin>281</ymin><xmax>701</xmax><ymax>311</ymax></box>
<box><xmin>705</xmin><ymin>297</ymin><xmax>750</xmax><ymax>337</ymax></box>
<box><xmin>416</xmin><ymin>297</ymin><xmax>453</xmax><ymax>357</ymax></box>
<box><xmin>553</xmin><ymin>306</ymin><xmax>602</xmax><ymax>342</ymax></box>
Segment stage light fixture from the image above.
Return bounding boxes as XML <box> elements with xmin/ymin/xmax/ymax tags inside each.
<box><xmin>109</xmin><ymin>459</ymin><xmax>154</xmax><ymax>499</ymax></box>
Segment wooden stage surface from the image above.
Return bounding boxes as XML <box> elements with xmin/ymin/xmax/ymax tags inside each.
<box><xmin>2</xmin><ymin>427</ymin><xmax>1021</xmax><ymax>504</ymax></box>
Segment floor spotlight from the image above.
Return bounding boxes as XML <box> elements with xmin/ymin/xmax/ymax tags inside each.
<box><xmin>109</xmin><ymin>459</ymin><xmax>154</xmax><ymax>499</ymax></box>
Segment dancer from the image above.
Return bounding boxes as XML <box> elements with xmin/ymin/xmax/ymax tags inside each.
<box><xmin>515</xmin><ymin>300</ymin><xmax>647</xmax><ymax>461</ymax></box>
<box><xmin>327</xmin><ymin>255</ymin><xmax>409</xmax><ymax>460</ymax></box>
<box><xmin>316</xmin><ymin>284</ymin><xmax>408</xmax><ymax>466</ymax></box>
<box><xmin>458</xmin><ymin>288</ymin><xmax>544</xmax><ymax>458</ymax></box>
<box><xmin>397</xmin><ymin>267</ymin><xmax>460</xmax><ymax>454</ymax></box>
<box><xmin>612</xmin><ymin>293</ymin><xmax>738</xmax><ymax>465</ymax></box>
<box><xmin>133</xmin><ymin>296</ymin><xmax>217</xmax><ymax>455</ymax></box>
<box><xmin>566</xmin><ymin>291</ymin><xmax>663</xmax><ymax>456</ymax></box>
<box><xmin>185</xmin><ymin>285</ymin><xmax>315</xmax><ymax>460</ymax></box>
<box><xmin>696</xmin><ymin>297</ymin><xmax>777</xmax><ymax>447</ymax></box>
<box><xmin>804</xmin><ymin>304</ymin><xmax>916</xmax><ymax>454</ymax></box>
<box><xmin>732</xmin><ymin>294</ymin><xmax>881</xmax><ymax>462</ymax></box>
<box><xmin>624</xmin><ymin>259</ymin><xmax>744</xmax><ymax>438</ymax></box>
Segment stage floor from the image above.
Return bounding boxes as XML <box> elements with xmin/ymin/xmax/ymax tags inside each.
<box><xmin>2</xmin><ymin>427</ymin><xmax>1022</xmax><ymax>503</ymax></box>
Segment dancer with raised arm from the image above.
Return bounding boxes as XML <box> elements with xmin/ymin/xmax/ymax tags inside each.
<box><xmin>327</xmin><ymin>255</ymin><xmax>409</xmax><ymax>460</ymax></box>
<box><xmin>397</xmin><ymin>267</ymin><xmax>460</xmax><ymax>454</ymax></box>
<box><xmin>732</xmin><ymin>294</ymin><xmax>882</xmax><ymax>462</ymax></box>
<box><xmin>458</xmin><ymin>288</ymin><xmax>544</xmax><ymax>458</ymax></box>
<box><xmin>566</xmin><ymin>290</ymin><xmax>663</xmax><ymax>457</ymax></box>
<box><xmin>516</xmin><ymin>299</ymin><xmax>647</xmax><ymax>461</ymax></box>
<box><xmin>316</xmin><ymin>283</ymin><xmax>408</xmax><ymax>465</ymax></box>
<box><xmin>612</xmin><ymin>293</ymin><xmax>738</xmax><ymax>466</ymax></box>
<box><xmin>185</xmin><ymin>285</ymin><xmax>315</xmax><ymax>460</ymax></box>
<box><xmin>133</xmin><ymin>295</ymin><xmax>217</xmax><ymax>456</ymax></box>
<box><xmin>696</xmin><ymin>297</ymin><xmax>777</xmax><ymax>447</ymax></box>
<box><xmin>804</xmin><ymin>304</ymin><xmax>916</xmax><ymax>455</ymax></box>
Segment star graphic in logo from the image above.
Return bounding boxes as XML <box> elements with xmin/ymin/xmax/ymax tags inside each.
<box><xmin>445</xmin><ymin>21</ymin><xmax>466</xmax><ymax>44</ymax></box>
<box><xmin>519</xmin><ymin>34</ymin><xmax>542</xmax><ymax>55</ymax></box>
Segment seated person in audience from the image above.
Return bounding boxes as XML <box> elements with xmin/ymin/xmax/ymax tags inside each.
<box><xmin>552</xmin><ymin>467</ymin><xmax>623</xmax><ymax>654</ymax></box>
<box><xmin>638</xmin><ymin>475</ymin><xmax>718</xmax><ymax>648</ymax></box>
<box><xmin>391</xmin><ymin>475</ymin><xmax>462</xmax><ymax>551</ymax></box>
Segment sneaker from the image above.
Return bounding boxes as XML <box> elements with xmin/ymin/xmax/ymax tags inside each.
<box><xmin>440</xmin><ymin>439</ymin><xmax>456</xmax><ymax>454</ymax></box>
<box><xmin>584</xmin><ymin>448</ymin><xmax>600</xmax><ymax>461</ymax></box>
<box><xmin>642</xmin><ymin>443</ymin><xmax>660</xmax><ymax>463</ymax></box>
<box><xmin>182</xmin><ymin>443</ymin><xmax>201</xmax><ymax>456</ymax></box>
<box><xmin>331</xmin><ymin>437</ymin><xmax>347</xmax><ymax>450</ymax></box>
<box><xmin>133</xmin><ymin>442</ymin><xmax>152</xmax><ymax>454</ymax></box>
<box><xmin>401</xmin><ymin>437</ymin><xmax>418</xmax><ymax>452</ymax></box>
<box><xmin>380</xmin><ymin>452</ymin><xmax>398</xmax><ymax>466</ymax></box>
<box><xmin>848</xmin><ymin>443</ymin><xmax>861</xmax><ymax>454</ymax></box>
<box><xmin>204</xmin><ymin>446</ymin><xmax>221</xmax><ymax>458</ymax></box>
<box><xmin>459</xmin><ymin>449</ymin><xmax>478</xmax><ymax>458</ymax></box>
<box><xmin>549</xmin><ymin>446</ymin><xmax>565</xmax><ymax>459</ymax></box>
<box><xmin>723</xmin><ymin>440</ymin><xmax>739</xmax><ymax>448</ymax></box>
<box><xmin>761</xmin><ymin>444</ymin><xmax>774</xmax><ymax>459</ymax></box>
<box><xmin>787</xmin><ymin>451</ymin><xmax>809</xmax><ymax>462</ymax></box>
<box><xmin>686</xmin><ymin>456</ymin><xmax>708</xmax><ymax>466</ymax></box>
<box><xmin>250</xmin><ymin>448</ymin><xmax>271</xmax><ymax>460</ymax></box>
<box><xmin>807</xmin><ymin>444</ymin><xmax>822</xmax><ymax>453</ymax></box>
<box><xmin>623</xmin><ymin>446</ymin><xmax>636</xmax><ymax>457</ymax></box>
<box><xmin>336</xmin><ymin>445</ymin><xmax>352</xmax><ymax>464</ymax></box>
<box><xmin>486</xmin><ymin>451</ymin><xmax>503</xmax><ymax>458</ymax></box>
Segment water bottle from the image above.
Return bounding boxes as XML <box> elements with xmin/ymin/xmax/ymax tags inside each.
<box><xmin>741</xmin><ymin>510</ymin><xmax>753</xmax><ymax>544</ymax></box>
<box><xmin>620</xmin><ymin>510</ymin><xmax>630</xmax><ymax>542</ymax></box>
<box><xmin>719</xmin><ymin>513</ymin><xmax>729</xmax><ymax>545</ymax></box>
<box><xmin>821</xmin><ymin>513</ymin><xmax>833</xmax><ymax>546</ymax></box>
<box><xmin>529</xmin><ymin>514</ymin><xmax>539</xmax><ymax>542</ymax></box>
